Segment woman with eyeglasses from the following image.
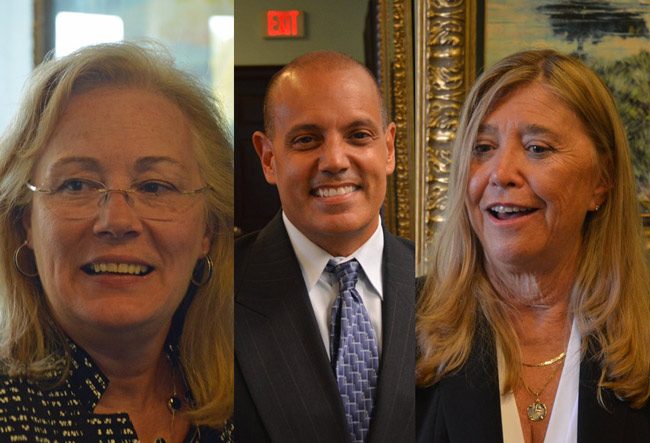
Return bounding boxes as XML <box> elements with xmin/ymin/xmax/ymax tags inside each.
<box><xmin>0</xmin><ymin>42</ymin><xmax>232</xmax><ymax>442</ymax></box>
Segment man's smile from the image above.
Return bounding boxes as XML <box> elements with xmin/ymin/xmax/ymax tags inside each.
<box><xmin>311</xmin><ymin>185</ymin><xmax>360</xmax><ymax>198</ymax></box>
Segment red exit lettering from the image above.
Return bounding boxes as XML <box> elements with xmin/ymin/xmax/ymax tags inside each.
<box><xmin>266</xmin><ymin>10</ymin><xmax>302</xmax><ymax>37</ymax></box>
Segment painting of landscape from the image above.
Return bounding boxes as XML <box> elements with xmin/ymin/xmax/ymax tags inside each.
<box><xmin>485</xmin><ymin>1</ymin><xmax>650</xmax><ymax>216</ymax></box>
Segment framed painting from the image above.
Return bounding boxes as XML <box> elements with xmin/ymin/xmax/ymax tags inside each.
<box><xmin>483</xmin><ymin>0</ymin><xmax>650</xmax><ymax>247</ymax></box>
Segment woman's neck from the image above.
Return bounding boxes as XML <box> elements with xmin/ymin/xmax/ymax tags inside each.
<box><xmin>64</xmin><ymin>319</ymin><xmax>173</xmax><ymax>411</ymax></box>
<box><xmin>486</xmin><ymin>242</ymin><xmax>580</xmax><ymax>307</ymax></box>
<box><xmin>91</xmin><ymin>343</ymin><xmax>171</xmax><ymax>412</ymax></box>
<box><xmin>486</xmin><ymin>259</ymin><xmax>575</xmax><ymax>352</ymax></box>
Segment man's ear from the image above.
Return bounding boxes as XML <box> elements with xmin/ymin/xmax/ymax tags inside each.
<box><xmin>384</xmin><ymin>122</ymin><xmax>396</xmax><ymax>175</ymax></box>
<box><xmin>252</xmin><ymin>131</ymin><xmax>277</xmax><ymax>185</ymax></box>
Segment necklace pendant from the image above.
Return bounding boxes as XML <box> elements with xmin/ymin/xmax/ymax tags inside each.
<box><xmin>168</xmin><ymin>395</ymin><xmax>182</xmax><ymax>412</ymax></box>
<box><xmin>527</xmin><ymin>398</ymin><xmax>547</xmax><ymax>421</ymax></box>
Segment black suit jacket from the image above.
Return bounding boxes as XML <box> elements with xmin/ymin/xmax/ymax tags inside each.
<box><xmin>235</xmin><ymin>213</ymin><xmax>415</xmax><ymax>442</ymax></box>
<box><xmin>416</xmin><ymin>325</ymin><xmax>650</xmax><ymax>442</ymax></box>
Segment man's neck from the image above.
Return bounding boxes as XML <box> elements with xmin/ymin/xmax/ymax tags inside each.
<box><xmin>282</xmin><ymin>212</ymin><xmax>381</xmax><ymax>257</ymax></box>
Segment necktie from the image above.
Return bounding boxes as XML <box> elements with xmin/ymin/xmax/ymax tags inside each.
<box><xmin>327</xmin><ymin>259</ymin><xmax>379</xmax><ymax>443</ymax></box>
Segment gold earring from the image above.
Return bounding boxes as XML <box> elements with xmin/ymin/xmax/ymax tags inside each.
<box><xmin>191</xmin><ymin>255</ymin><xmax>213</xmax><ymax>286</ymax></box>
<box><xmin>14</xmin><ymin>240</ymin><xmax>38</xmax><ymax>278</ymax></box>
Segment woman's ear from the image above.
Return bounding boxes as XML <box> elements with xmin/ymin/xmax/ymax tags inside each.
<box><xmin>590</xmin><ymin>175</ymin><xmax>611</xmax><ymax>211</ymax></box>
<box><xmin>201</xmin><ymin>236</ymin><xmax>211</xmax><ymax>257</ymax></box>
<box><xmin>21</xmin><ymin>206</ymin><xmax>33</xmax><ymax>247</ymax></box>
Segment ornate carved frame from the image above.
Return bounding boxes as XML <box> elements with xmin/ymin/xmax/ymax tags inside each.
<box><xmin>377</xmin><ymin>0</ymin><xmax>477</xmax><ymax>274</ymax></box>
<box><xmin>376</xmin><ymin>0</ymin><xmax>415</xmax><ymax>244</ymax></box>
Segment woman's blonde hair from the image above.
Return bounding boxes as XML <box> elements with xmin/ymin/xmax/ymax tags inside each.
<box><xmin>0</xmin><ymin>42</ymin><xmax>233</xmax><ymax>426</ymax></box>
<box><xmin>416</xmin><ymin>49</ymin><xmax>650</xmax><ymax>408</ymax></box>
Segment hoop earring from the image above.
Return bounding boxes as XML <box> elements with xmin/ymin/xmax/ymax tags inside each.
<box><xmin>191</xmin><ymin>255</ymin><xmax>213</xmax><ymax>286</ymax></box>
<box><xmin>14</xmin><ymin>240</ymin><xmax>38</xmax><ymax>278</ymax></box>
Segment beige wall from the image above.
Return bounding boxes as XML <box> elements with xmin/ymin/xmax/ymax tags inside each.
<box><xmin>235</xmin><ymin>0</ymin><xmax>369</xmax><ymax>65</ymax></box>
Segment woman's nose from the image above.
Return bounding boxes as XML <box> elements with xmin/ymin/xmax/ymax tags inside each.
<box><xmin>489</xmin><ymin>144</ymin><xmax>525</xmax><ymax>188</ymax></box>
<box><xmin>92</xmin><ymin>191</ymin><xmax>142</xmax><ymax>239</ymax></box>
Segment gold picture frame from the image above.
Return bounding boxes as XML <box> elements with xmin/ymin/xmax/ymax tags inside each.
<box><xmin>378</xmin><ymin>0</ymin><xmax>477</xmax><ymax>274</ymax></box>
<box><xmin>376</xmin><ymin>0</ymin><xmax>416</xmax><ymax>243</ymax></box>
<box><xmin>413</xmin><ymin>0</ymin><xmax>477</xmax><ymax>274</ymax></box>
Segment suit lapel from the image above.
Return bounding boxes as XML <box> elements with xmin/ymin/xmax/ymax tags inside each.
<box><xmin>577</xmin><ymin>352</ymin><xmax>631</xmax><ymax>442</ymax></box>
<box><xmin>446</xmin><ymin>327</ymin><xmax>503</xmax><ymax>443</ymax></box>
<box><xmin>369</xmin><ymin>231</ymin><xmax>415</xmax><ymax>442</ymax></box>
<box><xmin>415</xmin><ymin>328</ymin><xmax>506</xmax><ymax>442</ymax></box>
<box><xmin>235</xmin><ymin>215</ymin><xmax>348</xmax><ymax>441</ymax></box>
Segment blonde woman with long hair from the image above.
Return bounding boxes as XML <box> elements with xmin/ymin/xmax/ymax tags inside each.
<box><xmin>416</xmin><ymin>50</ymin><xmax>649</xmax><ymax>443</ymax></box>
<box><xmin>0</xmin><ymin>42</ymin><xmax>233</xmax><ymax>442</ymax></box>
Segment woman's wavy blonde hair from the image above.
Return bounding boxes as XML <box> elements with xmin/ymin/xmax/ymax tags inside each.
<box><xmin>416</xmin><ymin>49</ymin><xmax>650</xmax><ymax>408</ymax></box>
<box><xmin>0</xmin><ymin>42</ymin><xmax>233</xmax><ymax>426</ymax></box>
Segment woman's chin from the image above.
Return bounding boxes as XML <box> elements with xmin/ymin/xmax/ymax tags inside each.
<box><xmin>51</xmin><ymin>295</ymin><xmax>175</xmax><ymax>339</ymax></box>
<box><xmin>484</xmin><ymin>247</ymin><xmax>542</xmax><ymax>272</ymax></box>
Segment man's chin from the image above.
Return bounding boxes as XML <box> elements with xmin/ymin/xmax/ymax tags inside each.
<box><xmin>301</xmin><ymin>216</ymin><xmax>379</xmax><ymax>255</ymax></box>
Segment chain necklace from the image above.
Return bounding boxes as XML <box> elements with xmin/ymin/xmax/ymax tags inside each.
<box><xmin>520</xmin><ymin>353</ymin><xmax>565</xmax><ymax>421</ymax></box>
<box><xmin>522</xmin><ymin>351</ymin><xmax>566</xmax><ymax>368</ymax></box>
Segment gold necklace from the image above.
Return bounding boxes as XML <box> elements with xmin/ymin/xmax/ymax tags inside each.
<box><xmin>520</xmin><ymin>361</ymin><xmax>563</xmax><ymax>422</ymax></box>
<box><xmin>522</xmin><ymin>352</ymin><xmax>566</xmax><ymax>368</ymax></box>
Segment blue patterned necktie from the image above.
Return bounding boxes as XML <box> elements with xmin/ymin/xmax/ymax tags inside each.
<box><xmin>326</xmin><ymin>259</ymin><xmax>379</xmax><ymax>443</ymax></box>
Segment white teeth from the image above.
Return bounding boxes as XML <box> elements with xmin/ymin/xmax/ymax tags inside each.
<box><xmin>491</xmin><ymin>205</ymin><xmax>529</xmax><ymax>214</ymax></box>
<box><xmin>314</xmin><ymin>186</ymin><xmax>356</xmax><ymax>197</ymax></box>
<box><xmin>90</xmin><ymin>262</ymin><xmax>150</xmax><ymax>275</ymax></box>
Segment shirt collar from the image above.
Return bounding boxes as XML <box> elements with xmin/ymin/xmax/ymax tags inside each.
<box><xmin>65</xmin><ymin>339</ymin><xmax>109</xmax><ymax>411</ymax></box>
<box><xmin>64</xmin><ymin>337</ymin><xmax>182</xmax><ymax>413</ymax></box>
<box><xmin>282</xmin><ymin>212</ymin><xmax>384</xmax><ymax>298</ymax></box>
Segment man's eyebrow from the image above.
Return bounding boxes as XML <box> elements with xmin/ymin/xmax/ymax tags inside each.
<box><xmin>284</xmin><ymin>124</ymin><xmax>324</xmax><ymax>140</ymax></box>
<box><xmin>134</xmin><ymin>156</ymin><xmax>186</xmax><ymax>173</ymax></box>
<box><xmin>345</xmin><ymin>118</ymin><xmax>381</xmax><ymax>132</ymax></box>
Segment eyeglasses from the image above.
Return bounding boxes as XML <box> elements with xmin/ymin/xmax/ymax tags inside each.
<box><xmin>26</xmin><ymin>178</ymin><xmax>209</xmax><ymax>221</ymax></box>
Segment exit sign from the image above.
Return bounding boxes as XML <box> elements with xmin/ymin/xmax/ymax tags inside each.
<box><xmin>265</xmin><ymin>10</ymin><xmax>305</xmax><ymax>38</ymax></box>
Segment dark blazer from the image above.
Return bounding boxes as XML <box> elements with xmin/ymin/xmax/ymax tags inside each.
<box><xmin>235</xmin><ymin>213</ymin><xmax>415</xmax><ymax>442</ymax></box>
<box><xmin>416</xmin><ymin>324</ymin><xmax>650</xmax><ymax>442</ymax></box>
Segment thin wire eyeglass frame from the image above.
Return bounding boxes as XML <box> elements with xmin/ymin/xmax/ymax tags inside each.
<box><xmin>25</xmin><ymin>180</ymin><xmax>209</xmax><ymax>221</ymax></box>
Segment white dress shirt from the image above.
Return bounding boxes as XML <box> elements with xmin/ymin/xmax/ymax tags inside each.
<box><xmin>282</xmin><ymin>212</ymin><xmax>384</xmax><ymax>358</ymax></box>
<box><xmin>499</xmin><ymin>320</ymin><xmax>580</xmax><ymax>443</ymax></box>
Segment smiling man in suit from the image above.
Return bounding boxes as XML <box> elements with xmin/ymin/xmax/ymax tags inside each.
<box><xmin>234</xmin><ymin>51</ymin><xmax>415</xmax><ymax>442</ymax></box>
